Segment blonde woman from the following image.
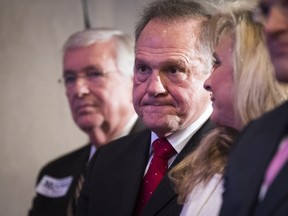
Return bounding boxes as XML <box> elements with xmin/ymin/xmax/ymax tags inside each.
<box><xmin>169</xmin><ymin>3</ymin><xmax>288</xmax><ymax>216</ymax></box>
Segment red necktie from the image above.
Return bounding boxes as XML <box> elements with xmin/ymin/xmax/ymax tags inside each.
<box><xmin>135</xmin><ymin>137</ymin><xmax>177</xmax><ymax>215</ymax></box>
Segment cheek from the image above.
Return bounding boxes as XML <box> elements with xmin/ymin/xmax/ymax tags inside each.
<box><xmin>133</xmin><ymin>82</ymin><xmax>145</xmax><ymax>103</ymax></box>
<box><xmin>212</xmin><ymin>66</ymin><xmax>234</xmax><ymax>98</ymax></box>
<box><xmin>223</xmin><ymin>93</ymin><xmax>234</xmax><ymax>113</ymax></box>
<box><xmin>66</xmin><ymin>92</ymin><xmax>75</xmax><ymax>112</ymax></box>
<box><xmin>218</xmin><ymin>84</ymin><xmax>234</xmax><ymax>108</ymax></box>
<box><xmin>176</xmin><ymin>83</ymin><xmax>209</xmax><ymax>112</ymax></box>
<box><xmin>132</xmin><ymin>90</ymin><xmax>141</xmax><ymax>115</ymax></box>
<box><xmin>211</xmin><ymin>90</ymin><xmax>235</xmax><ymax>125</ymax></box>
<box><xmin>92</xmin><ymin>91</ymin><xmax>110</xmax><ymax>115</ymax></box>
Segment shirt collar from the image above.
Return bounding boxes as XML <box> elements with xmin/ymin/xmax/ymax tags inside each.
<box><xmin>89</xmin><ymin>145</ymin><xmax>96</xmax><ymax>162</ymax></box>
<box><xmin>151</xmin><ymin>104</ymin><xmax>212</xmax><ymax>154</ymax></box>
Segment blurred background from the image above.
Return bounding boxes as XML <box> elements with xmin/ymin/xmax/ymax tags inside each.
<box><xmin>0</xmin><ymin>0</ymin><xmax>151</xmax><ymax>215</ymax></box>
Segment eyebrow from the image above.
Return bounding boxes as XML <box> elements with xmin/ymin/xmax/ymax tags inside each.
<box><xmin>63</xmin><ymin>69</ymin><xmax>75</xmax><ymax>75</ymax></box>
<box><xmin>134</xmin><ymin>58</ymin><xmax>147</xmax><ymax>65</ymax></box>
<box><xmin>135</xmin><ymin>57</ymin><xmax>187</xmax><ymax>68</ymax></box>
<box><xmin>163</xmin><ymin>59</ymin><xmax>187</xmax><ymax>67</ymax></box>
<box><xmin>83</xmin><ymin>65</ymin><xmax>103</xmax><ymax>72</ymax></box>
<box><xmin>63</xmin><ymin>65</ymin><xmax>103</xmax><ymax>75</ymax></box>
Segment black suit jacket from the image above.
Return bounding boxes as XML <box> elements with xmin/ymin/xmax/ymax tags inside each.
<box><xmin>220</xmin><ymin>101</ymin><xmax>288</xmax><ymax>216</ymax></box>
<box><xmin>28</xmin><ymin>119</ymin><xmax>146</xmax><ymax>216</ymax></box>
<box><xmin>76</xmin><ymin>120</ymin><xmax>213</xmax><ymax>216</ymax></box>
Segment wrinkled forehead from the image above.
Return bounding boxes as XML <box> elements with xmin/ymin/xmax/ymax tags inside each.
<box><xmin>136</xmin><ymin>18</ymin><xmax>203</xmax><ymax>48</ymax></box>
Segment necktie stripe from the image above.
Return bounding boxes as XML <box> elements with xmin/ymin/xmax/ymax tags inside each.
<box><xmin>67</xmin><ymin>173</ymin><xmax>85</xmax><ymax>216</ymax></box>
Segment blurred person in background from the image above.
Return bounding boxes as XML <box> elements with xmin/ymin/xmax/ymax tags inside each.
<box><xmin>219</xmin><ymin>0</ymin><xmax>288</xmax><ymax>215</ymax></box>
<box><xmin>170</xmin><ymin>1</ymin><xmax>288</xmax><ymax>215</ymax></box>
<box><xmin>28</xmin><ymin>27</ymin><xmax>146</xmax><ymax>216</ymax></box>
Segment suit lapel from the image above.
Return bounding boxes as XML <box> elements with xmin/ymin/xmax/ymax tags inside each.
<box><xmin>117</xmin><ymin>130</ymin><xmax>151</xmax><ymax>216</ymax></box>
<box><xmin>130</xmin><ymin>118</ymin><xmax>147</xmax><ymax>134</ymax></box>
<box><xmin>141</xmin><ymin>120</ymin><xmax>214</xmax><ymax>216</ymax></box>
<box><xmin>255</xmin><ymin>162</ymin><xmax>288</xmax><ymax>216</ymax></box>
<box><xmin>237</xmin><ymin>102</ymin><xmax>288</xmax><ymax>215</ymax></box>
<box><xmin>118</xmin><ymin>118</ymin><xmax>148</xmax><ymax>214</ymax></box>
<box><xmin>251</xmin><ymin>103</ymin><xmax>288</xmax><ymax>216</ymax></box>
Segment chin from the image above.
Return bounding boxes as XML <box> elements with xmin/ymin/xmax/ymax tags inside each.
<box><xmin>76</xmin><ymin>118</ymin><xmax>99</xmax><ymax>131</ymax></box>
<box><xmin>77</xmin><ymin>121</ymin><xmax>95</xmax><ymax>131</ymax></box>
<box><xmin>144</xmin><ymin>118</ymin><xmax>180</xmax><ymax>135</ymax></box>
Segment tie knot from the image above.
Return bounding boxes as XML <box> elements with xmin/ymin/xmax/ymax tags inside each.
<box><xmin>152</xmin><ymin>138</ymin><xmax>176</xmax><ymax>160</ymax></box>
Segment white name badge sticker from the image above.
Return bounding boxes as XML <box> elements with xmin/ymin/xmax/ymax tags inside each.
<box><xmin>36</xmin><ymin>175</ymin><xmax>73</xmax><ymax>198</ymax></box>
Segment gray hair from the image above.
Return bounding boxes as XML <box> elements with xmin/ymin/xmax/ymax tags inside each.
<box><xmin>135</xmin><ymin>0</ymin><xmax>213</xmax><ymax>74</ymax></box>
<box><xmin>63</xmin><ymin>27</ymin><xmax>134</xmax><ymax>77</ymax></box>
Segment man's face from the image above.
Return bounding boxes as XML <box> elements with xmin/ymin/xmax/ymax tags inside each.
<box><xmin>261</xmin><ymin>0</ymin><xmax>288</xmax><ymax>81</ymax></box>
<box><xmin>133</xmin><ymin>18</ymin><xmax>211</xmax><ymax>137</ymax></box>
<box><xmin>63</xmin><ymin>41</ymin><xmax>133</xmax><ymax>137</ymax></box>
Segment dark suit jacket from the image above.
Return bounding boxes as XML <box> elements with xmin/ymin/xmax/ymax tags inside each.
<box><xmin>28</xmin><ymin>119</ymin><xmax>146</xmax><ymax>216</ymax></box>
<box><xmin>220</xmin><ymin>101</ymin><xmax>288</xmax><ymax>216</ymax></box>
<box><xmin>76</xmin><ymin>120</ymin><xmax>213</xmax><ymax>216</ymax></box>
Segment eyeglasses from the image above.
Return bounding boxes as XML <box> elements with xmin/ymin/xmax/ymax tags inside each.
<box><xmin>252</xmin><ymin>0</ymin><xmax>288</xmax><ymax>24</ymax></box>
<box><xmin>59</xmin><ymin>69</ymin><xmax>115</xmax><ymax>89</ymax></box>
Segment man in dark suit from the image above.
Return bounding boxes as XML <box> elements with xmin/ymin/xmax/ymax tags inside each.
<box><xmin>28</xmin><ymin>28</ymin><xmax>146</xmax><ymax>216</ymax></box>
<box><xmin>76</xmin><ymin>1</ymin><xmax>214</xmax><ymax>215</ymax></box>
<box><xmin>220</xmin><ymin>1</ymin><xmax>288</xmax><ymax>216</ymax></box>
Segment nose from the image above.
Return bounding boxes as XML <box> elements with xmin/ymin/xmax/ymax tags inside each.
<box><xmin>264</xmin><ymin>7</ymin><xmax>287</xmax><ymax>35</ymax></box>
<box><xmin>147</xmin><ymin>71</ymin><xmax>167</xmax><ymax>96</ymax></box>
<box><xmin>74</xmin><ymin>78</ymin><xmax>90</xmax><ymax>98</ymax></box>
<box><xmin>203</xmin><ymin>75</ymin><xmax>212</xmax><ymax>92</ymax></box>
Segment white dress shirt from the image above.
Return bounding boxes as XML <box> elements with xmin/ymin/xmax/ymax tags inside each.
<box><xmin>180</xmin><ymin>174</ymin><xmax>223</xmax><ymax>216</ymax></box>
<box><xmin>145</xmin><ymin>105</ymin><xmax>212</xmax><ymax>174</ymax></box>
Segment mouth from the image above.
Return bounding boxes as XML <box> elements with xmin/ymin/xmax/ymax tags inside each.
<box><xmin>75</xmin><ymin>104</ymin><xmax>95</xmax><ymax>114</ymax></box>
<box><xmin>141</xmin><ymin>98</ymin><xmax>174</xmax><ymax>106</ymax></box>
<box><xmin>142</xmin><ymin>102</ymin><xmax>173</xmax><ymax>109</ymax></box>
<box><xmin>210</xmin><ymin>94</ymin><xmax>215</xmax><ymax>102</ymax></box>
<box><xmin>141</xmin><ymin>100</ymin><xmax>175</xmax><ymax>111</ymax></box>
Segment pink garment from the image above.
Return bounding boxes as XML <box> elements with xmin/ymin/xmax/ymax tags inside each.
<box><xmin>264</xmin><ymin>138</ymin><xmax>288</xmax><ymax>188</ymax></box>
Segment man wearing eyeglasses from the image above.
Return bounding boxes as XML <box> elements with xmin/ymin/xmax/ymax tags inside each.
<box><xmin>28</xmin><ymin>27</ymin><xmax>146</xmax><ymax>216</ymax></box>
<box><xmin>220</xmin><ymin>0</ymin><xmax>288</xmax><ymax>216</ymax></box>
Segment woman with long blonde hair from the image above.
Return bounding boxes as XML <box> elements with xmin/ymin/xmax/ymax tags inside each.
<box><xmin>169</xmin><ymin>2</ymin><xmax>288</xmax><ymax>215</ymax></box>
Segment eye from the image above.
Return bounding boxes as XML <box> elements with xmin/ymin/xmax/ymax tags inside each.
<box><xmin>164</xmin><ymin>65</ymin><xmax>187</xmax><ymax>82</ymax></box>
<box><xmin>212</xmin><ymin>58</ymin><xmax>220</xmax><ymax>66</ymax></box>
<box><xmin>136</xmin><ymin>65</ymin><xmax>150</xmax><ymax>73</ymax></box>
<box><xmin>134</xmin><ymin>64</ymin><xmax>151</xmax><ymax>82</ymax></box>
<box><xmin>167</xmin><ymin>66</ymin><xmax>180</xmax><ymax>75</ymax></box>
<box><xmin>63</xmin><ymin>73</ymin><xmax>77</xmax><ymax>84</ymax></box>
<box><xmin>212</xmin><ymin>54</ymin><xmax>221</xmax><ymax>69</ymax></box>
<box><xmin>87</xmin><ymin>70</ymin><xmax>103</xmax><ymax>78</ymax></box>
